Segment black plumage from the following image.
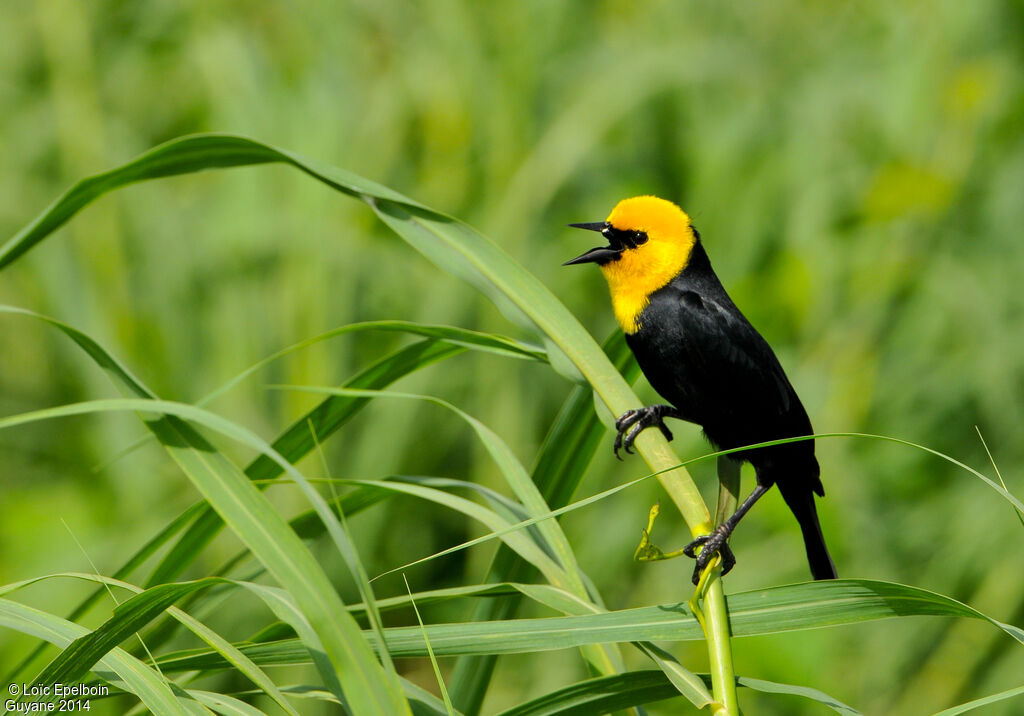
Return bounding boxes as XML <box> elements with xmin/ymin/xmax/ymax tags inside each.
<box><xmin>567</xmin><ymin>198</ymin><xmax>836</xmax><ymax>583</ymax></box>
<box><xmin>625</xmin><ymin>240</ymin><xmax>836</xmax><ymax>581</ymax></box>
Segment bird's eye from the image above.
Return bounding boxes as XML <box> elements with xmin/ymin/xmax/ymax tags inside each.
<box><xmin>633</xmin><ymin>231</ymin><xmax>648</xmax><ymax>246</ymax></box>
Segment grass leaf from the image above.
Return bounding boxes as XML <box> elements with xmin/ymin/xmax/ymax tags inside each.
<box><xmin>0</xmin><ymin>597</ymin><xmax>193</xmax><ymax>714</ymax></box>
<box><xmin>150</xmin><ymin>578</ymin><xmax>1023</xmax><ymax>669</ymax></box>
<box><xmin>0</xmin><ymin>397</ymin><xmax>411</xmax><ymax>713</ymax></box>
<box><xmin>494</xmin><ymin>669</ymin><xmax>861</xmax><ymax>716</ymax></box>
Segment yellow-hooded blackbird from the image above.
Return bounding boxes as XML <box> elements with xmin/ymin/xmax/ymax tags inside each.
<box><xmin>566</xmin><ymin>195</ymin><xmax>836</xmax><ymax>583</ymax></box>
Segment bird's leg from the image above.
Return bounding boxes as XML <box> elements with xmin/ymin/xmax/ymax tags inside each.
<box><xmin>614</xmin><ymin>404</ymin><xmax>684</xmax><ymax>459</ymax></box>
<box><xmin>683</xmin><ymin>483</ymin><xmax>769</xmax><ymax>585</ymax></box>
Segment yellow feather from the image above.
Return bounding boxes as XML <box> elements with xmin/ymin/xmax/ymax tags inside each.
<box><xmin>598</xmin><ymin>196</ymin><xmax>696</xmax><ymax>334</ymax></box>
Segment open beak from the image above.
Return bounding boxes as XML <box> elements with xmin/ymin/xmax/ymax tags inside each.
<box><xmin>563</xmin><ymin>222</ymin><xmax>623</xmax><ymax>266</ymax></box>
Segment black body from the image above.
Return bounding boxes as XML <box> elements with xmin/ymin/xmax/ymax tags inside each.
<box><xmin>627</xmin><ymin>240</ymin><xmax>836</xmax><ymax>579</ymax></box>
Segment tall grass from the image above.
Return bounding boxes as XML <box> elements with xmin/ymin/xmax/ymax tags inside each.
<box><xmin>2</xmin><ymin>2</ymin><xmax>1024</xmax><ymax>713</ymax></box>
<box><xmin>0</xmin><ymin>136</ymin><xmax>1021</xmax><ymax>714</ymax></box>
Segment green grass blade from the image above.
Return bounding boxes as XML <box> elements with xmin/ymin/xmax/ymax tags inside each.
<box><xmin>148</xmin><ymin>339</ymin><xmax>464</xmax><ymax>588</ymax></box>
<box><xmin>0</xmin><ymin>398</ymin><xmax>410</xmax><ymax>713</ymax></box>
<box><xmin>930</xmin><ymin>685</ymin><xmax>1024</xmax><ymax>716</ymax></box>
<box><xmin>274</xmin><ymin>386</ymin><xmax>625</xmax><ymax>679</ymax></box>
<box><xmin>230</xmin><ymin>582</ymin><xmax>347</xmax><ymax>708</ymax></box>
<box><xmin>735</xmin><ymin>676</ymin><xmax>861</xmax><ymax>715</ymax></box>
<box><xmin>143</xmin><ymin>420</ymin><xmax>408</xmax><ymax>713</ymax></box>
<box><xmin>317</xmin><ymin>479</ymin><xmax>565</xmax><ymax>585</ymax></box>
<box><xmin>101</xmin><ymin>320</ymin><xmax>544</xmax><ymax>475</ymax></box>
<box><xmin>140</xmin><ymin>483</ymin><xmax>399</xmax><ymax>658</ymax></box>
<box><xmin>1</xmin><ymin>499</ymin><xmax>206</xmax><ymax>685</ymax></box>
<box><xmin>974</xmin><ymin>426</ymin><xmax>1024</xmax><ymax>527</ymax></box>
<box><xmin>229</xmin><ymin>679</ymin><xmax>460</xmax><ymax>715</ymax></box>
<box><xmin>0</xmin><ymin>306</ymin><xmax>460</xmax><ymax>692</ymax></box>
<box><xmin>191</xmin><ymin>320</ymin><xmax>544</xmax><ymax>411</ymax></box>
<box><xmin>0</xmin><ymin>134</ymin><xmax>415</xmax><ymax>271</ymax></box>
<box><xmin>495</xmin><ymin>670</ymin><xmax>679</xmax><ymax>716</ymax></box>
<box><xmin>0</xmin><ymin>306</ymin><xmax>455</xmax><ymax>604</ymax></box>
<box><xmin>14</xmin><ymin>575</ymin><xmax>298</xmax><ymax>716</ymax></box>
<box><xmin>450</xmin><ymin>331</ymin><xmax>639</xmax><ymax>715</ymax></box>
<box><xmin>270</xmin><ymin>387</ymin><xmax>581</xmax><ymax>588</ymax></box>
<box><xmin>352</xmin><ymin>582</ymin><xmax>597</xmax><ymax>619</ymax></box>
<box><xmin>404</xmin><ymin>575</ymin><xmax>455</xmax><ymax>715</ymax></box>
<box><xmin>153</xmin><ymin>578</ymin><xmax>1022</xmax><ymax>667</ymax></box>
<box><xmin>0</xmin><ymin>572</ymin><xmax>294</xmax><ymax>715</ymax></box>
<box><xmin>32</xmin><ymin>580</ymin><xmax>219</xmax><ymax>693</ymax></box>
<box><xmin>0</xmin><ymin>598</ymin><xmax>191</xmax><ymax>714</ymax></box>
<box><xmin>633</xmin><ymin>643</ymin><xmax>714</xmax><ymax>709</ymax></box>
<box><xmin>188</xmin><ymin>691</ymin><xmax>268</xmax><ymax>716</ymax></box>
<box><xmin>495</xmin><ymin>670</ymin><xmax>861</xmax><ymax>716</ymax></box>
<box><xmin>399</xmin><ymin>679</ymin><xmax>466</xmax><ymax>716</ymax></box>
<box><xmin>0</xmin><ymin>134</ymin><xmax>706</xmax><ymax>532</ymax></box>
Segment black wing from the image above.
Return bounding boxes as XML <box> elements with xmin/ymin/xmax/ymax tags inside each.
<box><xmin>628</xmin><ymin>280</ymin><xmax>813</xmax><ymax>453</ymax></box>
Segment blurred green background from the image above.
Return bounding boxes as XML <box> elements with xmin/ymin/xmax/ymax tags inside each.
<box><xmin>2</xmin><ymin>1</ymin><xmax>1023</xmax><ymax>713</ymax></box>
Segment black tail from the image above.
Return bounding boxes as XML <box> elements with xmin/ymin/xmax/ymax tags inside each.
<box><xmin>778</xmin><ymin>485</ymin><xmax>837</xmax><ymax>580</ymax></box>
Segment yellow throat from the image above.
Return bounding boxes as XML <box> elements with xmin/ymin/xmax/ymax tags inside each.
<box><xmin>599</xmin><ymin>196</ymin><xmax>697</xmax><ymax>334</ymax></box>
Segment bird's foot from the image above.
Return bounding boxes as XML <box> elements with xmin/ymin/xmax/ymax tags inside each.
<box><xmin>614</xmin><ymin>405</ymin><xmax>677</xmax><ymax>459</ymax></box>
<box><xmin>682</xmin><ymin>524</ymin><xmax>737</xmax><ymax>585</ymax></box>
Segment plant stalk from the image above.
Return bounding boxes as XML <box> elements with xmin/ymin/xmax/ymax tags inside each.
<box><xmin>619</xmin><ymin>433</ymin><xmax>739</xmax><ymax>714</ymax></box>
<box><xmin>704</xmin><ymin>456</ymin><xmax>742</xmax><ymax>714</ymax></box>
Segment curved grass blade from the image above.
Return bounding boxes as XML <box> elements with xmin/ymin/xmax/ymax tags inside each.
<box><xmin>148</xmin><ymin>338</ymin><xmax>463</xmax><ymax>588</ymax></box>
<box><xmin>200</xmin><ymin>320</ymin><xmax>545</xmax><ymax>406</ymax></box>
<box><xmin>273</xmin><ymin>386</ymin><xmax>625</xmax><ymax>678</ymax></box>
<box><xmin>317</xmin><ymin>479</ymin><xmax>565</xmax><ymax>586</ymax></box>
<box><xmin>0</xmin><ymin>572</ymin><xmax>294</xmax><ymax>715</ymax></box>
<box><xmin>0</xmin><ymin>304</ymin><xmax>461</xmax><ymax>685</ymax></box>
<box><xmin>633</xmin><ymin>642</ymin><xmax>713</xmax><ymax>709</ymax></box>
<box><xmin>355</xmin><ymin>582</ymin><xmax>595</xmax><ymax>619</ymax></box>
<box><xmin>0</xmin><ymin>598</ymin><xmax>192</xmax><ymax>714</ymax></box>
<box><xmin>8</xmin><ymin>574</ymin><xmax>296</xmax><ymax>716</ymax></box>
<box><xmin>0</xmin><ymin>399</ymin><xmax>410</xmax><ymax>714</ymax></box>
<box><xmin>0</xmin><ymin>135</ymin><xmax>420</xmax><ymax>271</ymax></box>
<box><xmin>450</xmin><ymin>330</ymin><xmax>638</xmax><ymax>714</ymax></box>
<box><xmin>372</xmin><ymin>428</ymin><xmax>1024</xmax><ymax>588</ymax></box>
<box><xmin>931</xmin><ymin>684</ymin><xmax>1024</xmax><ymax>716</ymax></box>
<box><xmin>188</xmin><ymin>691</ymin><xmax>267</xmax><ymax>716</ymax></box>
<box><xmin>736</xmin><ymin>676</ymin><xmax>861</xmax><ymax>715</ymax></box>
<box><xmin>2</xmin><ymin>499</ymin><xmax>206</xmax><ymax>685</ymax></box>
<box><xmin>230</xmin><ymin>582</ymin><xmax>347</xmax><ymax>709</ymax></box>
<box><xmin>125</xmin><ymin>482</ymin><xmax>397</xmax><ymax>666</ymax></box>
<box><xmin>496</xmin><ymin>670</ymin><xmax>678</xmax><ymax>716</ymax></box>
<box><xmin>0</xmin><ymin>132</ymin><xmax>719</xmax><ymax>705</ymax></box>
<box><xmin>273</xmin><ymin>386</ymin><xmax>587</xmax><ymax>595</ymax></box>
<box><xmin>100</xmin><ymin>320</ymin><xmax>544</xmax><ymax>474</ymax></box>
<box><xmin>152</xmin><ymin>578</ymin><xmax>1023</xmax><ymax>669</ymax></box>
<box><xmin>230</xmin><ymin>679</ymin><xmax>459</xmax><ymax>716</ymax></box>
<box><xmin>0</xmin><ymin>134</ymin><xmax>707</xmax><ymax>532</ymax></box>
<box><xmin>495</xmin><ymin>670</ymin><xmax>860</xmax><ymax>716</ymax></box>
<box><xmin>31</xmin><ymin>580</ymin><xmax>220</xmax><ymax>690</ymax></box>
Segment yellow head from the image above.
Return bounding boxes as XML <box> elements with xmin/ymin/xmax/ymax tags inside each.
<box><xmin>566</xmin><ymin>195</ymin><xmax>697</xmax><ymax>334</ymax></box>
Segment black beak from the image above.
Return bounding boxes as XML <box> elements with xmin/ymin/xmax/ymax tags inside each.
<box><xmin>564</xmin><ymin>222</ymin><xmax>622</xmax><ymax>266</ymax></box>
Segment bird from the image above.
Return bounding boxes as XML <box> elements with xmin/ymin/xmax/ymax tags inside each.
<box><xmin>565</xmin><ymin>195</ymin><xmax>836</xmax><ymax>584</ymax></box>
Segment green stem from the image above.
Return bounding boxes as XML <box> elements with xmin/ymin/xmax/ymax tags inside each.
<box><xmin>705</xmin><ymin>573</ymin><xmax>738</xmax><ymax>714</ymax></box>
<box><xmin>705</xmin><ymin>456</ymin><xmax>741</xmax><ymax>714</ymax></box>
<box><xmin>621</xmin><ymin>432</ymin><xmax>737</xmax><ymax>714</ymax></box>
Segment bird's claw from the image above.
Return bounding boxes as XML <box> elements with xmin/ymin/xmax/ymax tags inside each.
<box><xmin>682</xmin><ymin>525</ymin><xmax>736</xmax><ymax>585</ymax></box>
<box><xmin>613</xmin><ymin>406</ymin><xmax>675</xmax><ymax>459</ymax></box>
